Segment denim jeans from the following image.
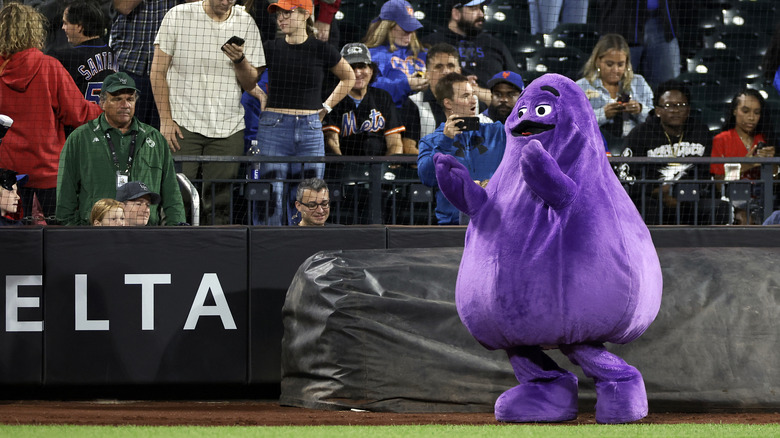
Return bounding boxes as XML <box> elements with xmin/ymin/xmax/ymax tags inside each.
<box><xmin>630</xmin><ymin>16</ymin><xmax>681</xmax><ymax>88</ymax></box>
<box><xmin>255</xmin><ymin>112</ymin><xmax>324</xmax><ymax>226</ymax></box>
<box><xmin>528</xmin><ymin>0</ymin><xmax>589</xmax><ymax>35</ymax></box>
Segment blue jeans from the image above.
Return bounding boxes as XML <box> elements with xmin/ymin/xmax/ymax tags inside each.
<box><xmin>528</xmin><ymin>0</ymin><xmax>589</xmax><ymax>35</ymax></box>
<box><xmin>630</xmin><ymin>16</ymin><xmax>681</xmax><ymax>88</ymax></box>
<box><xmin>255</xmin><ymin>112</ymin><xmax>324</xmax><ymax>226</ymax></box>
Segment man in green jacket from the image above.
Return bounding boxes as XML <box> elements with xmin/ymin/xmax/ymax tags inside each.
<box><xmin>56</xmin><ymin>72</ymin><xmax>186</xmax><ymax>225</ymax></box>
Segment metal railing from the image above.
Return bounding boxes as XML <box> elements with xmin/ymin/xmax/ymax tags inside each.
<box><xmin>173</xmin><ymin>155</ymin><xmax>780</xmax><ymax>226</ymax></box>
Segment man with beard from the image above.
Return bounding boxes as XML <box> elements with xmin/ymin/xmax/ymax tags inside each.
<box><xmin>422</xmin><ymin>0</ymin><xmax>518</xmax><ymax>102</ymax></box>
<box><xmin>481</xmin><ymin>70</ymin><xmax>524</xmax><ymax>124</ymax></box>
<box><xmin>622</xmin><ymin>80</ymin><xmax>727</xmax><ymax>225</ymax></box>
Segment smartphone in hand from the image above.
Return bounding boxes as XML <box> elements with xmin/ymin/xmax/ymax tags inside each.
<box><xmin>455</xmin><ymin>117</ymin><xmax>480</xmax><ymax>131</ymax></box>
<box><xmin>617</xmin><ymin>93</ymin><xmax>630</xmax><ymax>104</ymax></box>
<box><xmin>221</xmin><ymin>36</ymin><xmax>245</xmax><ymax>52</ymax></box>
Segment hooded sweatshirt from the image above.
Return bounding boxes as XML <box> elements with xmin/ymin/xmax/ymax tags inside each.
<box><xmin>0</xmin><ymin>48</ymin><xmax>102</xmax><ymax>189</ymax></box>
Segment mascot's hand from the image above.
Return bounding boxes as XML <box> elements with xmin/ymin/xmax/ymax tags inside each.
<box><xmin>521</xmin><ymin>139</ymin><xmax>578</xmax><ymax>210</ymax></box>
<box><xmin>434</xmin><ymin>153</ymin><xmax>488</xmax><ymax>216</ymax></box>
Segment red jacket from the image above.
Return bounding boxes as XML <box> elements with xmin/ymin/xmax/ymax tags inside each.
<box><xmin>0</xmin><ymin>48</ymin><xmax>102</xmax><ymax>189</ymax></box>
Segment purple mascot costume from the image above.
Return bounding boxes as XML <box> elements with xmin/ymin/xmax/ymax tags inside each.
<box><xmin>433</xmin><ymin>74</ymin><xmax>663</xmax><ymax>424</ymax></box>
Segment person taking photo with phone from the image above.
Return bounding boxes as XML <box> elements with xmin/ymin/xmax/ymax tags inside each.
<box><xmin>417</xmin><ymin>72</ymin><xmax>505</xmax><ymax>225</ymax></box>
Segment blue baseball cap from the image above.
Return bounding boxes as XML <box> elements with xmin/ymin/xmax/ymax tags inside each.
<box><xmin>487</xmin><ymin>71</ymin><xmax>525</xmax><ymax>92</ymax></box>
<box><xmin>377</xmin><ymin>0</ymin><xmax>422</xmax><ymax>32</ymax></box>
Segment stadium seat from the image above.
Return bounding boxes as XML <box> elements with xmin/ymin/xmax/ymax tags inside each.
<box><xmin>703</xmin><ymin>26</ymin><xmax>770</xmax><ymax>60</ymax></box>
<box><xmin>675</xmin><ymin>72</ymin><xmax>738</xmax><ymax>110</ymax></box>
<box><xmin>483</xmin><ymin>0</ymin><xmax>530</xmax><ymax>35</ymax></box>
<box><xmin>722</xmin><ymin>0</ymin><xmax>778</xmax><ymax>35</ymax></box>
<box><xmin>502</xmin><ymin>32</ymin><xmax>543</xmax><ymax>71</ymax></box>
<box><xmin>545</xmin><ymin>23</ymin><xmax>600</xmax><ymax>56</ymax></box>
<box><xmin>686</xmin><ymin>47</ymin><xmax>761</xmax><ymax>84</ymax></box>
<box><xmin>525</xmin><ymin>46</ymin><xmax>586</xmax><ymax>80</ymax></box>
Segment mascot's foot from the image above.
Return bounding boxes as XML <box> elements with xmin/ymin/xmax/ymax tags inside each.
<box><xmin>494</xmin><ymin>373</ymin><xmax>578</xmax><ymax>423</ymax></box>
<box><xmin>594</xmin><ymin>374</ymin><xmax>648</xmax><ymax>424</ymax></box>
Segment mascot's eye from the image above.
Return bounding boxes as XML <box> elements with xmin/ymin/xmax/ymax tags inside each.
<box><xmin>517</xmin><ymin>107</ymin><xmax>528</xmax><ymax>117</ymax></box>
<box><xmin>535</xmin><ymin>105</ymin><xmax>552</xmax><ymax>116</ymax></box>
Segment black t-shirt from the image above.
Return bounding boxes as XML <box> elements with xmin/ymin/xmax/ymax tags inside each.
<box><xmin>422</xmin><ymin>29</ymin><xmax>518</xmax><ymax>87</ymax></box>
<box><xmin>264</xmin><ymin>36</ymin><xmax>341</xmax><ymax>110</ymax></box>
<box><xmin>622</xmin><ymin>113</ymin><xmax>713</xmax><ymax>193</ymax></box>
<box><xmin>323</xmin><ymin>87</ymin><xmax>404</xmax><ymax>156</ymax></box>
<box><xmin>49</xmin><ymin>38</ymin><xmax>118</xmax><ymax>103</ymax></box>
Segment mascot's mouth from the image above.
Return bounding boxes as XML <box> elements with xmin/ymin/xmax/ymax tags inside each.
<box><xmin>511</xmin><ymin>120</ymin><xmax>555</xmax><ymax>137</ymax></box>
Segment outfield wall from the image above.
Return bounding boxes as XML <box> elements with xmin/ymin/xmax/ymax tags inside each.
<box><xmin>1</xmin><ymin>226</ymin><xmax>778</xmax><ymax>409</ymax></box>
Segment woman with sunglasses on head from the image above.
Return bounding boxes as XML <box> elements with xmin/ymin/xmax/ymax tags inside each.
<box><xmin>225</xmin><ymin>0</ymin><xmax>355</xmax><ymax>226</ymax></box>
<box><xmin>576</xmin><ymin>34</ymin><xmax>654</xmax><ymax>154</ymax></box>
<box><xmin>363</xmin><ymin>0</ymin><xmax>428</xmax><ymax>108</ymax></box>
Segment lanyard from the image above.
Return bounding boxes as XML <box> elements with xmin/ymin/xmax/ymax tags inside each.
<box><xmin>104</xmin><ymin>130</ymin><xmax>137</xmax><ymax>174</ymax></box>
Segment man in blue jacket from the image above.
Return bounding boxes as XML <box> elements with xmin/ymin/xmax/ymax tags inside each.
<box><xmin>417</xmin><ymin>72</ymin><xmax>506</xmax><ymax>225</ymax></box>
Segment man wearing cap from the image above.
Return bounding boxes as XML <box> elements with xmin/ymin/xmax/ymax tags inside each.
<box><xmin>422</xmin><ymin>1</ymin><xmax>518</xmax><ymax>95</ymax></box>
<box><xmin>0</xmin><ymin>168</ymin><xmax>27</xmax><ymax>226</ymax></box>
<box><xmin>117</xmin><ymin>181</ymin><xmax>161</xmax><ymax>226</ymax></box>
<box><xmin>323</xmin><ymin>43</ymin><xmax>405</xmax><ymax>156</ymax></box>
<box><xmin>150</xmin><ymin>0</ymin><xmax>265</xmax><ymax>224</ymax></box>
<box><xmin>56</xmin><ymin>72</ymin><xmax>186</xmax><ymax>226</ymax></box>
<box><xmin>482</xmin><ymin>71</ymin><xmax>524</xmax><ymax>124</ymax></box>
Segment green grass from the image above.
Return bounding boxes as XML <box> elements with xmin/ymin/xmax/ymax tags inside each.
<box><xmin>1</xmin><ymin>424</ymin><xmax>779</xmax><ymax>438</ymax></box>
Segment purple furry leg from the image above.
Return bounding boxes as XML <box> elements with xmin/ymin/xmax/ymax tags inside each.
<box><xmin>560</xmin><ymin>343</ymin><xmax>648</xmax><ymax>424</ymax></box>
<box><xmin>495</xmin><ymin>346</ymin><xmax>578</xmax><ymax>423</ymax></box>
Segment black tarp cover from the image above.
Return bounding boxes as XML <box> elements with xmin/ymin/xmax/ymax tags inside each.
<box><xmin>280</xmin><ymin>247</ymin><xmax>780</xmax><ymax>412</ymax></box>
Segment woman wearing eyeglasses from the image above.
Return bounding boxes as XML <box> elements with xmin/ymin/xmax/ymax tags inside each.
<box><xmin>622</xmin><ymin>81</ymin><xmax>725</xmax><ymax>225</ymax></box>
<box><xmin>226</xmin><ymin>0</ymin><xmax>354</xmax><ymax>225</ymax></box>
<box><xmin>576</xmin><ymin>34</ymin><xmax>654</xmax><ymax>154</ymax></box>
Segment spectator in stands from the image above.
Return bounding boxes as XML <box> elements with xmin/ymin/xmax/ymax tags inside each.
<box><xmin>116</xmin><ymin>181</ymin><xmax>161</xmax><ymax>226</ymax></box>
<box><xmin>400</xmin><ymin>43</ymin><xmax>463</xmax><ymax>153</ymax></box>
<box><xmin>482</xmin><ymin>70</ymin><xmax>524</xmax><ymax>124</ymax></box>
<box><xmin>761</xmin><ymin>26</ymin><xmax>780</xmax><ymax>95</ymax></box>
<box><xmin>56</xmin><ymin>72</ymin><xmax>186</xmax><ymax>226</ymax></box>
<box><xmin>417</xmin><ymin>72</ymin><xmax>506</xmax><ymax>225</ymax></box>
<box><xmin>528</xmin><ymin>0</ymin><xmax>589</xmax><ymax>36</ymax></box>
<box><xmin>710</xmin><ymin>88</ymin><xmax>776</xmax><ymax>225</ymax></box>
<box><xmin>263</xmin><ymin>0</ymin><xmax>342</xmax><ymax>44</ymax></box>
<box><xmin>421</xmin><ymin>0</ymin><xmax>519</xmax><ymax>105</ymax></box>
<box><xmin>49</xmin><ymin>1</ymin><xmax>117</xmax><ymax>103</ymax></box>
<box><xmin>111</xmin><ymin>0</ymin><xmax>180</xmax><ymax>128</ymax></box>
<box><xmin>597</xmin><ymin>0</ymin><xmax>680</xmax><ymax>87</ymax></box>
<box><xmin>0</xmin><ymin>2</ymin><xmax>102</xmax><ymax>224</ymax></box>
<box><xmin>362</xmin><ymin>0</ymin><xmax>428</xmax><ymax>108</ymax></box>
<box><xmin>294</xmin><ymin>177</ymin><xmax>331</xmax><ymax>226</ymax></box>
<box><xmin>576</xmin><ymin>34</ymin><xmax>653</xmax><ymax>154</ymax></box>
<box><xmin>623</xmin><ymin>80</ymin><xmax>726</xmax><ymax>225</ymax></box>
<box><xmin>0</xmin><ymin>168</ymin><xmax>26</xmax><ymax>226</ymax></box>
<box><xmin>323</xmin><ymin>43</ymin><xmax>405</xmax><ymax>156</ymax></box>
<box><xmin>151</xmin><ymin>0</ymin><xmax>265</xmax><ymax>225</ymax></box>
<box><xmin>232</xmin><ymin>0</ymin><xmax>354</xmax><ymax>226</ymax></box>
<box><xmin>90</xmin><ymin>198</ymin><xmax>126</xmax><ymax>226</ymax></box>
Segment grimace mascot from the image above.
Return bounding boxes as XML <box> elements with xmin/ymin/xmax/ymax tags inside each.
<box><xmin>433</xmin><ymin>74</ymin><xmax>663</xmax><ymax>424</ymax></box>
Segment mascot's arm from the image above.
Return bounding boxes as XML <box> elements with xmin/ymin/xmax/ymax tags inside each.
<box><xmin>434</xmin><ymin>153</ymin><xmax>488</xmax><ymax>215</ymax></box>
<box><xmin>520</xmin><ymin>139</ymin><xmax>578</xmax><ymax>210</ymax></box>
